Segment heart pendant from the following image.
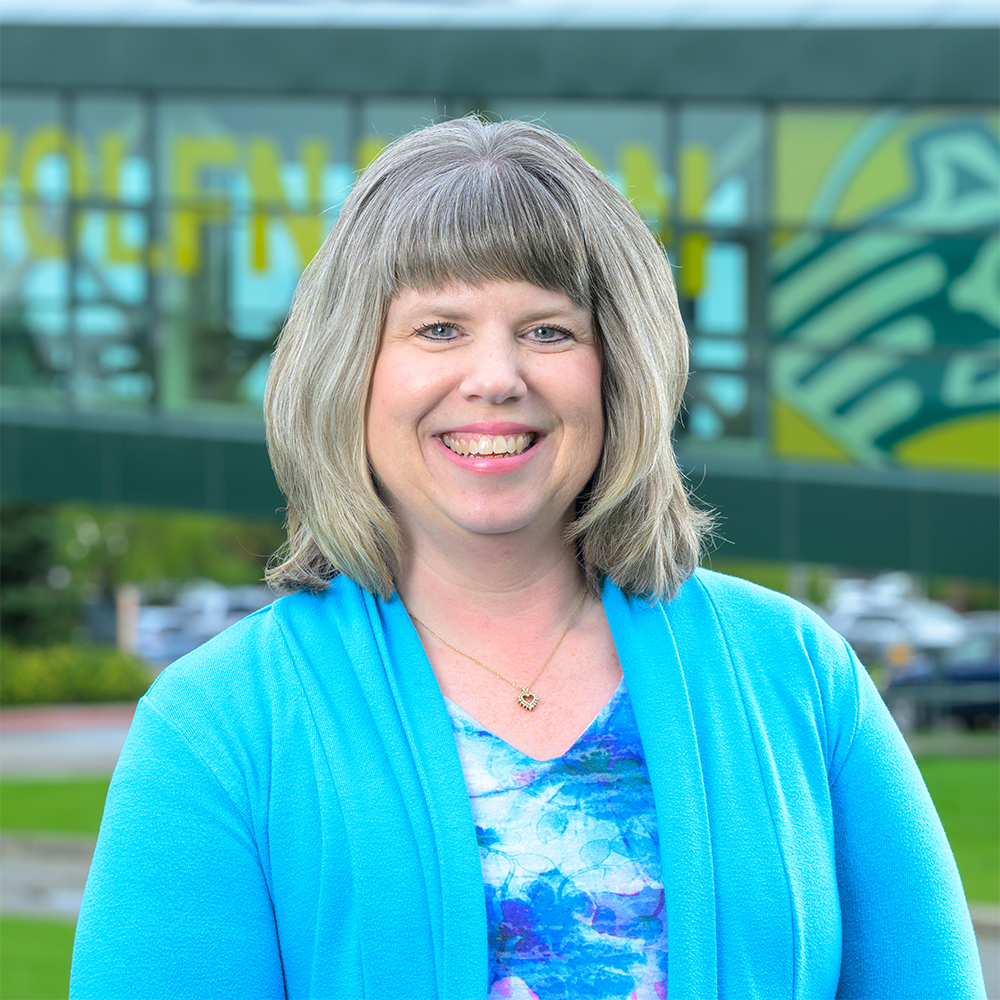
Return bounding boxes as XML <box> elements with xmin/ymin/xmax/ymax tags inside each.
<box><xmin>517</xmin><ymin>690</ymin><xmax>539</xmax><ymax>711</ymax></box>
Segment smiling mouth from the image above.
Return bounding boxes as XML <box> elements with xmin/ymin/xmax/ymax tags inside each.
<box><xmin>441</xmin><ymin>432</ymin><xmax>536</xmax><ymax>458</ymax></box>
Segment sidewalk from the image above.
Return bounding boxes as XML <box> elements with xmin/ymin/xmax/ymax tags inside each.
<box><xmin>976</xmin><ymin>910</ymin><xmax>1000</xmax><ymax>1000</ymax></box>
<box><xmin>1</xmin><ymin>703</ymin><xmax>135</xmax><ymax>776</ymax></box>
<box><xmin>1</xmin><ymin>832</ymin><xmax>95</xmax><ymax>919</ymax></box>
<box><xmin>0</xmin><ymin>705</ymin><xmax>130</xmax><ymax>923</ymax></box>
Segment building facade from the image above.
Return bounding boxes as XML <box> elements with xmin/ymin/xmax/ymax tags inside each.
<box><xmin>2</xmin><ymin>2</ymin><xmax>997</xmax><ymax>577</ymax></box>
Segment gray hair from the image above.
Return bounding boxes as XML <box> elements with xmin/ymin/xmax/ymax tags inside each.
<box><xmin>264</xmin><ymin>116</ymin><xmax>710</xmax><ymax>600</ymax></box>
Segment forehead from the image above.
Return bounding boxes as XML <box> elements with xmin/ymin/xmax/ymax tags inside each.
<box><xmin>384</xmin><ymin>280</ymin><xmax>592</xmax><ymax>326</ymax></box>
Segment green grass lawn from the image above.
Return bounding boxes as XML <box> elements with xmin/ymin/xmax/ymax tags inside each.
<box><xmin>0</xmin><ymin>779</ymin><xmax>108</xmax><ymax>1000</ymax></box>
<box><xmin>916</xmin><ymin>755</ymin><xmax>1000</xmax><ymax>904</ymax></box>
<box><xmin>0</xmin><ymin>917</ymin><xmax>74</xmax><ymax>1000</ymax></box>
<box><xmin>0</xmin><ymin>758</ymin><xmax>995</xmax><ymax>999</ymax></box>
<box><xmin>0</xmin><ymin>778</ymin><xmax>109</xmax><ymax>835</ymax></box>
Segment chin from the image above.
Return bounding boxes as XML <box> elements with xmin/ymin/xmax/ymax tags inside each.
<box><xmin>446</xmin><ymin>498</ymin><xmax>575</xmax><ymax>539</ymax></box>
<box><xmin>450</xmin><ymin>512</ymin><xmax>542</xmax><ymax>537</ymax></box>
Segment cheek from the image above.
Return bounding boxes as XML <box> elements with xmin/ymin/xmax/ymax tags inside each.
<box><xmin>366</xmin><ymin>353</ymin><xmax>412</xmax><ymax>440</ymax></box>
<box><xmin>577</xmin><ymin>359</ymin><xmax>605</xmax><ymax>443</ymax></box>
<box><xmin>556</xmin><ymin>357</ymin><xmax>604</xmax><ymax>481</ymax></box>
<box><xmin>365</xmin><ymin>358</ymin><xmax>402</xmax><ymax>477</ymax></box>
<box><xmin>368</xmin><ymin>351</ymin><xmax>447</xmax><ymax>426</ymax></box>
<box><xmin>586</xmin><ymin>377</ymin><xmax>606</xmax><ymax>473</ymax></box>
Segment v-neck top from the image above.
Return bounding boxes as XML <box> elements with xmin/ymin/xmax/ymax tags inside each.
<box><xmin>446</xmin><ymin>680</ymin><xmax>669</xmax><ymax>1000</ymax></box>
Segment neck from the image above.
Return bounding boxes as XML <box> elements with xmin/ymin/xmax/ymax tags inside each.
<box><xmin>395</xmin><ymin>521</ymin><xmax>586</xmax><ymax>630</ymax></box>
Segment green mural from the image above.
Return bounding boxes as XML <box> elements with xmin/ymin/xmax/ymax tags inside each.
<box><xmin>771</xmin><ymin>113</ymin><xmax>999</xmax><ymax>472</ymax></box>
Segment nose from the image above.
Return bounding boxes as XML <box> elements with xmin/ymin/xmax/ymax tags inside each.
<box><xmin>458</xmin><ymin>334</ymin><xmax>527</xmax><ymax>405</ymax></box>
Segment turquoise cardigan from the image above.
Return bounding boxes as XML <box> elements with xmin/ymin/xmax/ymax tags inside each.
<box><xmin>71</xmin><ymin>570</ymin><xmax>985</xmax><ymax>999</ymax></box>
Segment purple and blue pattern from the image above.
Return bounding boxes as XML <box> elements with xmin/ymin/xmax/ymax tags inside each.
<box><xmin>447</xmin><ymin>680</ymin><xmax>668</xmax><ymax>1000</ymax></box>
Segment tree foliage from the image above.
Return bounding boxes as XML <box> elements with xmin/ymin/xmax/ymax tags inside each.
<box><xmin>0</xmin><ymin>503</ymin><xmax>80</xmax><ymax>645</ymax></box>
<box><xmin>49</xmin><ymin>503</ymin><xmax>284</xmax><ymax>597</ymax></box>
<box><xmin>1</xmin><ymin>500</ymin><xmax>285</xmax><ymax>647</ymax></box>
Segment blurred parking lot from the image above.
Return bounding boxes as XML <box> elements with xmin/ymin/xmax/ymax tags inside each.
<box><xmin>822</xmin><ymin>573</ymin><xmax>1000</xmax><ymax>734</ymax></box>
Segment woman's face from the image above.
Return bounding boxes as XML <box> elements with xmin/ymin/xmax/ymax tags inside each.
<box><xmin>366</xmin><ymin>279</ymin><xmax>604</xmax><ymax>549</ymax></box>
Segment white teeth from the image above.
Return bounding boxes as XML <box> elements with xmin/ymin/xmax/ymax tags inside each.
<box><xmin>442</xmin><ymin>432</ymin><xmax>535</xmax><ymax>458</ymax></box>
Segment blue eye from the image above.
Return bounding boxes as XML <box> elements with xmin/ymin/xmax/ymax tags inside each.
<box><xmin>526</xmin><ymin>326</ymin><xmax>572</xmax><ymax>344</ymax></box>
<box><xmin>416</xmin><ymin>323</ymin><xmax>459</xmax><ymax>341</ymax></box>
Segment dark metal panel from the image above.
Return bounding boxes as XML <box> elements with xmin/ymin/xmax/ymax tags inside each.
<box><xmin>1</xmin><ymin>423</ymin><xmax>108</xmax><ymax>501</ymax></box>
<box><xmin>1</xmin><ymin>25</ymin><xmax>996</xmax><ymax>103</ymax></box>
<box><xmin>694</xmin><ymin>468</ymin><xmax>999</xmax><ymax>580</ymax></box>
<box><xmin>221</xmin><ymin>439</ymin><xmax>287</xmax><ymax>520</ymax></box>
<box><xmin>117</xmin><ymin>434</ymin><xmax>211</xmax><ymax>509</ymax></box>
<box><xmin>925</xmin><ymin>491</ymin><xmax>1000</xmax><ymax>580</ymax></box>
<box><xmin>0</xmin><ymin>422</ymin><xmax>285</xmax><ymax>519</ymax></box>
<box><xmin>692</xmin><ymin>473</ymin><xmax>784</xmax><ymax>561</ymax></box>
<box><xmin>794</xmin><ymin>481</ymin><xmax>913</xmax><ymax>570</ymax></box>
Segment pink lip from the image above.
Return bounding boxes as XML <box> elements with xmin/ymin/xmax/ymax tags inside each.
<box><xmin>433</xmin><ymin>423</ymin><xmax>543</xmax><ymax>474</ymax></box>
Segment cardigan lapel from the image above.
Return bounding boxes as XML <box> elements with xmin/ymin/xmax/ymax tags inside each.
<box><xmin>603</xmin><ymin>581</ymin><xmax>720</xmax><ymax>1000</ymax></box>
<box><xmin>297</xmin><ymin>578</ymin><xmax>486</xmax><ymax>1000</ymax></box>
<box><xmin>368</xmin><ymin>589</ymin><xmax>489</xmax><ymax>1000</ymax></box>
<box><xmin>607</xmin><ymin>574</ymin><xmax>806</xmax><ymax>999</ymax></box>
<box><xmin>314</xmin><ymin>574</ymin><xmax>797</xmax><ymax>999</ymax></box>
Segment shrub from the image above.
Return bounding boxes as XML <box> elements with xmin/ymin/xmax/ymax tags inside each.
<box><xmin>0</xmin><ymin>643</ymin><xmax>153</xmax><ymax>706</ymax></box>
<box><xmin>0</xmin><ymin>502</ymin><xmax>81</xmax><ymax>646</ymax></box>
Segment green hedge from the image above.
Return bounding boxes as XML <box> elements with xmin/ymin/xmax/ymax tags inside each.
<box><xmin>0</xmin><ymin>643</ymin><xmax>152</xmax><ymax>706</ymax></box>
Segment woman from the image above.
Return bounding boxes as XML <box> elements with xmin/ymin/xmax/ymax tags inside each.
<box><xmin>71</xmin><ymin>118</ymin><xmax>985</xmax><ymax>999</ymax></box>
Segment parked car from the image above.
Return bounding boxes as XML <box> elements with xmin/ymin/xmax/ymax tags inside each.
<box><xmin>135</xmin><ymin>604</ymin><xmax>205</xmax><ymax>666</ymax></box>
<box><xmin>886</xmin><ymin>619</ymin><xmax>1000</xmax><ymax>731</ymax></box>
<box><xmin>135</xmin><ymin>582</ymin><xmax>275</xmax><ymax>668</ymax></box>
<box><xmin>823</xmin><ymin>600</ymin><xmax>967</xmax><ymax>666</ymax></box>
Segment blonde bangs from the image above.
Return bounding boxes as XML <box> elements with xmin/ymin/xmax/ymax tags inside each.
<box><xmin>367</xmin><ymin>153</ymin><xmax>593</xmax><ymax>309</ymax></box>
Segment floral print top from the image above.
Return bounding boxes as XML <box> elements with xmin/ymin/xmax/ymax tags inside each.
<box><xmin>446</xmin><ymin>680</ymin><xmax>669</xmax><ymax>1000</ymax></box>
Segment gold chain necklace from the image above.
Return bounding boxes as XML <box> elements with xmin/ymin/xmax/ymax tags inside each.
<box><xmin>408</xmin><ymin>589</ymin><xmax>587</xmax><ymax>712</ymax></box>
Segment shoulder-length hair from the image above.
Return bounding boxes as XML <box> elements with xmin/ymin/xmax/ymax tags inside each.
<box><xmin>264</xmin><ymin>116</ymin><xmax>710</xmax><ymax>601</ymax></box>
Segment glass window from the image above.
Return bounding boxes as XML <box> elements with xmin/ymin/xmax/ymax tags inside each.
<box><xmin>1</xmin><ymin>92</ymin><xmax>72</xmax><ymax>405</ymax></box>
<box><xmin>674</xmin><ymin>106</ymin><xmax>765</xmax><ymax>447</ymax></box>
<box><xmin>154</xmin><ymin>97</ymin><xmax>352</xmax><ymax>412</ymax></box>
<box><xmin>358</xmin><ymin>97</ymin><xmax>443</xmax><ymax>169</ymax></box>
<box><xmin>678</xmin><ymin>105</ymin><xmax>765</xmax><ymax>227</ymax></box>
